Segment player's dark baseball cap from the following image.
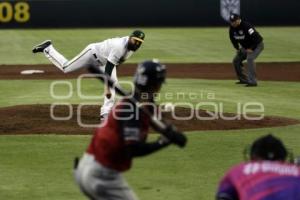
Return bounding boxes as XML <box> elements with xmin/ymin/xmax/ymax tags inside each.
<box><xmin>130</xmin><ymin>30</ymin><xmax>145</xmax><ymax>43</ymax></box>
<box><xmin>250</xmin><ymin>134</ymin><xmax>287</xmax><ymax>161</ymax></box>
<box><xmin>229</xmin><ymin>13</ymin><xmax>240</xmax><ymax>22</ymax></box>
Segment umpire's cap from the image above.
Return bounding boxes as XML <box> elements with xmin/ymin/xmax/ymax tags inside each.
<box><xmin>130</xmin><ymin>30</ymin><xmax>145</xmax><ymax>43</ymax></box>
<box><xmin>134</xmin><ymin>60</ymin><xmax>166</xmax><ymax>92</ymax></box>
<box><xmin>250</xmin><ymin>134</ymin><xmax>287</xmax><ymax>161</ymax></box>
<box><xmin>229</xmin><ymin>13</ymin><xmax>240</xmax><ymax>22</ymax></box>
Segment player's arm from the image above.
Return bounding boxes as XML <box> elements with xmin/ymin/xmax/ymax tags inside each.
<box><xmin>105</xmin><ymin>48</ymin><xmax>123</xmax><ymax>93</ymax></box>
<box><xmin>106</xmin><ymin>47</ymin><xmax>122</xmax><ymax>78</ymax></box>
<box><xmin>248</xmin><ymin>31</ymin><xmax>262</xmax><ymax>50</ymax></box>
<box><xmin>245</xmin><ymin>23</ymin><xmax>263</xmax><ymax>50</ymax></box>
<box><xmin>125</xmin><ymin>113</ymin><xmax>172</xmax><ymax>157</ymax></box>
<box><xmin>127</xmin><ymin>137</ymin><xmax>170</xmax><ymax>157</ymax></box>
<box><xmin>229</xmin><ymin>28</ymin><xmax>239</xmax><ymax>50</ymax></box>
<box><xmin>107</xmin><ymin>48</ymin><xmax>122</xmax><ymax>71</ymax></box>
<box><xmin>103</xmin><ymin>61</ymin><xmax>115</xmax><ymax>98</ymax></box>
<box><xmin>117</xmin><ymin>101</ymin><xmax>171</xmax><ymax>157</ymax></box>
<box><xmin>104</xmin><ymin>61</ymin><xmax>115</xmax><ymax>76</ymax></box>
<box><xmin>216</xmin><ymin>173</ymin><xmax>239</xmax><ymax>200</ymax></box>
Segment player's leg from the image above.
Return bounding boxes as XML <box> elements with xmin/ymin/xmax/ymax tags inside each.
<box><xmin>105</xmin><ymin>175</ymin><xmax>139</xmax><ymax>200</ymax></box>
<box><xmin>43</xmin><ymin>44</ymin><xmax>68</xmax><ymax>72</ymax></box>
<box><xmin>76</xmin><ymin>154</ymin><xmax>138</xmax><ymax>200</ymax></box>
<box><xmin>43</xmin><ymin>44</ymin><xmax>96</xmax><ymax>73</ymax></box>
<box><xmin>74</xmin><ymin>154</ymin><xmax>99</xmax><ymax>200</ymax></box>
<box><xmin>100</xmin><ymin>66</ymin><xmax>118</xmax><ymax>119</ymax></box>
<box><xmin>233</xmin><ymin>48</ymin><xmax>248</xmax><ymax>83</ymax></box>
<box><xmin>61</xmin><ymin>44</ymin><xmax>97</xmax><ymax>73</ymax></box>
<box><xmin>95</xmin><ymin>173</ymin><xmax>139</xmax><ymax>200</ymax></box>
<box><xmin>246</xmin><ymin>42</ymin><xmax>264</xmax><ymax>86</ymax></box>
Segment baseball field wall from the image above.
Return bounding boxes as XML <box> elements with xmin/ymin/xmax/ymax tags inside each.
<box><xmin>0</xmin><ymin>0</ymin><xmax>299</xmax><ymax>28</ymax></box>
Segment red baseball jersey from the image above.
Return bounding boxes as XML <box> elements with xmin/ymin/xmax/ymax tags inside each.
<box><xmin>87</xmin><ymin>98</ymin><xmax>151</xmax><ymax>172</ymax></box>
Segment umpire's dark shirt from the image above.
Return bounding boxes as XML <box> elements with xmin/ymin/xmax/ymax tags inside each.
<box><xmin>229</xmin><ymin>20</ymin><xmax>263</xmax><ymax>50</ymax></box>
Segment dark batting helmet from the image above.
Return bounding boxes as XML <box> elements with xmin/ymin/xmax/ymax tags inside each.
<box><xmin>134</xmin><ymin>60</ymin><xmax>166</xmax><ymax>92</ymax></box>
<box><xmin>250</xmin><ymin>134</ymin><xmax>287</xmax><ymax>161</ymax></box>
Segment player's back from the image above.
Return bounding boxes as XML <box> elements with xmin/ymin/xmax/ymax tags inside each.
<box><xmin>218</xmin><ymin>161</ymin><xmax>300</xmax><ymax>200</ymax></box>
<box><xmin>86</xmin><ymin>98</ymin><xmax>150</xmax><ymax>172</ymax></box>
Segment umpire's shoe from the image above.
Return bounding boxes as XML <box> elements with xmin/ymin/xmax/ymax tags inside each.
<box><xmin>32</xmin><ymin>40</ymin><xmax>52</xmax><ymax>53</ymax></box>
<box><xmin>235</xmin><ymin>81</ymin><xmax>248</xmax><ymax>84</ymax></box>
<box><xmin>245</xmin><ymin>83</ymin><xmax>258</xmax><ymax>87</ymax></box>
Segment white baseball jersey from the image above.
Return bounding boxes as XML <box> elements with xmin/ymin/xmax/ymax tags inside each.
<box><xmin>42</xmin><ymin>35</ymin><xmax>135</xmax><ymax>117</ymax></box>
<box><xmin>92</xmin><ymin>36</ymin><xmax>134</xmax><ymax>66</ymax></box>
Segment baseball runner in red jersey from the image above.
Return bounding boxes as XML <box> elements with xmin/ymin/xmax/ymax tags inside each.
<box><xmin>32</xmin><ymin>30</ymin><xmax>145</xmax><ymax>120</ymax></box>
<box><xmin>74</xmin><ymin>60</ymin><xmax>184</xmax><ymax>200</ymax></box>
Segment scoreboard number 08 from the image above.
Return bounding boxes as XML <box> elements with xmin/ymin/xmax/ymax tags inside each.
<box><xmin>0</xmin><ymin>2</ymin><xmax>30</xmax><ymax>23</ymax></box>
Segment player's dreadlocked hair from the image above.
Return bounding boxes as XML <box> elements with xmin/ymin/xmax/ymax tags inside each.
<box><xmin>250</xmin><ymin>134</ymin><xmax>287</xmax><ymax>161</ymax></box>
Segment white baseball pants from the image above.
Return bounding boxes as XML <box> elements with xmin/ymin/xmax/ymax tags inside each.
<box><xmin>43</xmin><ymin>44</ymin><xmax>117</xmax><ymax>117</ymax></box>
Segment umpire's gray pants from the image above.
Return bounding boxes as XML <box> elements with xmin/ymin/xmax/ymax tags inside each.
<box><xmin>74</xmin><ymin>153</ymin><xmax>138</xmax><ymax>200</ymax></box>
<box><xmin>233</xmin><ymin>42</ymin><xmax>264</xmax><ymax>84</ymax></box>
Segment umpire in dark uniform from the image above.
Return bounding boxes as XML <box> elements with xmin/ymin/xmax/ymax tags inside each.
<box><xmin>229</xmin><ymin>13</ymin><xmax>264</xmax><ymax>87</ymax></box>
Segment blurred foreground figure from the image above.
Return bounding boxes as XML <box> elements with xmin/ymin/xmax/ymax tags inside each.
<box><xmin>74</xmin><ymin>60</ymin><xmax>186</xmax><ymax>200</ymax></box>
<box><xmin>216</xmin><ymin>134</ymin><xmax>300</xmax><ymax>200</ymax></box>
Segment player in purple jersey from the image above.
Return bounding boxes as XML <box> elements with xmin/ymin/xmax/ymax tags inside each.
<box><xmin>216</xmin><ymin>134</ymin><xmax>300</xmax><ymax>200</ymax></box>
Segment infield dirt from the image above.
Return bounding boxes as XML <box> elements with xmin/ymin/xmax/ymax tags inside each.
<box><xmin>0</xmin><ymin>104</ymin><xmax>298</xmax><ymax>135</ymax></box>
<box><xmin>0</xmin><ymin>63</ymin><xmax>299</xmax><ymax>135</ymax></box>
<box><xmin>0</xmin><ymin>62</ymin><xmax>299</xmax><ymax>81</ymax></box>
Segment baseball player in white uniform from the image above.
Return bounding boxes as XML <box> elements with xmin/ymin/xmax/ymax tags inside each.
<box><xmin>32</xmin><ymin>30</ymin><xmax>145</xmax><ymax>120</ymax></box>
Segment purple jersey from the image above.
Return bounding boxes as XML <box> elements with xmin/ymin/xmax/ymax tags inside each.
<box><xmin>217</xmin><ymin>161</ymin><xmax>300</xmax><ymax>200</ymax></box>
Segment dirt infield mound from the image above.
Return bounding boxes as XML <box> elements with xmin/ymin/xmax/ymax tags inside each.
<box><xmin>0</xmin><ymin>104</ymin><xmax>298</xmax><ymax>135</ymax></box>
<box><xmin>1</xmin><ymin>62</ymin><xmax>300</xmax><ymax>81</ymax></box>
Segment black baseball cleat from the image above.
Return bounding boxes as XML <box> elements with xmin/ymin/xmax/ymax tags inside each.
<box><xmin>32</xmin><ymin>40</ymin><xmax>52</xmax><ymax>53</ymax></box>
<box><xmin>245</xmin><ymin>83</ymin><xmax>258</xmax><ymax>87</ymax></box>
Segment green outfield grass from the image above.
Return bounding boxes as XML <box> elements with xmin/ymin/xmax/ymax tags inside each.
<box><xmin>0</xmin><ymin>27</ymin><xmax>300</xmax><ymax>64</ymax></box>
<box><xmin>0</xmin><ymin>127</ymin><xmax>300</xmax><ymax>200</ymax></box>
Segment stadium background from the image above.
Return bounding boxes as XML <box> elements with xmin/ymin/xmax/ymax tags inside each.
<box><xmin>0</xmin><ymin>0</ymin><xmax>300</xmax><ymax>199</ymax></box>
<box><xmin>1</xmin><ymin>0</ymin><xmax>300</xmax><ymax>27</ymax></box>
